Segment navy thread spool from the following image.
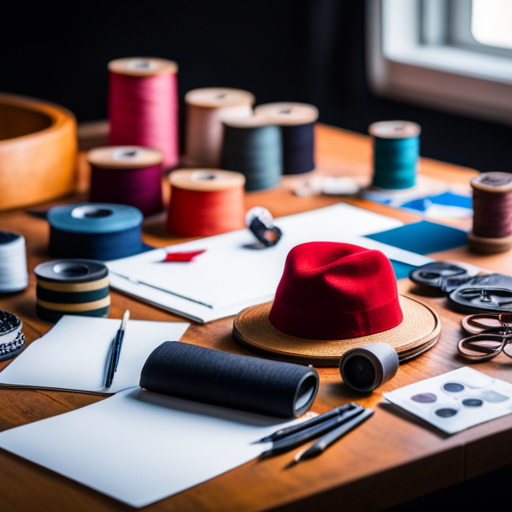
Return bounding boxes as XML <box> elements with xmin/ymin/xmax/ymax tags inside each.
<box><xmin>88</xmin><ymin>146</ymin><xmax>164</xmax><ymax>217</ymax></box>
<box><xmin>0</xmin><ymin>310</ymin><xmax>26</xmax><ymax>362</ymax></box>
<box><xmin>47</xmin><ymin>203</ymin><xmax>143</xmax><ymax>261</ymax></box>
<box><xmin>0</xmin><ymin>231</ymin><xmax>28</xmax><ymax>293</ymax></box>
<box><xmin>221</xmin><ymin>116</ymin><xmax>282</xmax><ymax>192</ymax></box>
<box><xmin>34</xmin><ymin>259</ymin><xmax>110</xmax><ymax>323</ymax></box>
<box><xmin>369</xmin><ymin>121</ymin><xmax>421</xmax><ymax>190</ymax></box>
<box><xmin>254</xmin><ymin>102</ymin><xmax>319</xmax><ymax>175</ymax></box>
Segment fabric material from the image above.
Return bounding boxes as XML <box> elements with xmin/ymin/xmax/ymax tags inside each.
<box><xmin>268</xmin><ymin>242</ymin><xmax>403</xmax><ymax>340</ymax></box>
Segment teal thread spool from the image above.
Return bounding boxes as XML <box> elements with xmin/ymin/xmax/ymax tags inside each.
<box><xmin>369</xmin><ymin>121</ymin><xmax>421</xmax><ymax>190</ymax></box>
<box><xmin>221</xmin><ymin>117</ymin><xmax>282</xmax><ymax>192</ymax></box>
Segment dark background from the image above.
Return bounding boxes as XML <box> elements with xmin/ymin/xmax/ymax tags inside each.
<box><xmin>1</xmin><ymin>1</ymin><xmax>510</xmax><ymax>171</ymax></box>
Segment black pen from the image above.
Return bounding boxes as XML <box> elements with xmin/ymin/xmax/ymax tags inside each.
<box><xmin>261</xmin><ymin>405</ymin><xmax>365</xmax><ymax>458</ymax></box>
<box><xmin>293</xmin><ymin>408</ymin><xmax>374</xmax><ymax>464</ymax></box>
<box><xmin>104</xmin><ymin>310</ymin><xmax>130</xmax><ymax>389</ymax></box>
<box><xmin>257</xmin><ymin>404</ymin><xmax>357</xmax><ymax>443</ymax></box>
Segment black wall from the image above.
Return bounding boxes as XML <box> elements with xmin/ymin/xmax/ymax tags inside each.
<box><xmin>2</xmin><ymin>0</ymin><xmax>510</xmax><ymax>171</ymax></box>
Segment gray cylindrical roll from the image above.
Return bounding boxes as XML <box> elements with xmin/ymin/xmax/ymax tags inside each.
<box><xmin>140</xmin><ymin>342</ymin><xmax>319</xmax><ymax>418</ymax></box>
<box><xmin>340</xmin><ymin>342</ymin><xmax>399</xmax><ymax>392</ymax></box>
<box><xmin>0</xmin><ymin>231</ymin><xmax>28</xmax><ymax>293</ymax></box>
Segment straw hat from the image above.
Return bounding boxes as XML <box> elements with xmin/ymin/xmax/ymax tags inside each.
<box><xmin>233</xmin><ymin>242</ymin><xmax>441</xmax><ymax>367</ymax></box>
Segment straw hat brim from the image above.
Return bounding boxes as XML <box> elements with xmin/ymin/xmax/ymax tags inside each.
<box><xmin>233</xmin><ymin>295</ymin><xmax>441</xmax><ymax>367</ymax></box>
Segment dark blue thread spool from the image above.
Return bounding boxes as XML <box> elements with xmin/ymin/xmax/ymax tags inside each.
<box><xmin>254</xmin><ymin>102</ymin><xmax>319</xmax><ymax>175</ymax></box>
<box><xmin>369</xmin><ymin>121</ymin><xmax>421</xmax><ymax>190</ymax></box>
<box><xmin>47</xmin><ymin>203</ymin><xmax>143</xmax><ymax>261</ymax></box>
<box><xmin>221</xmin><ymin>117</ymin><xmax>282</xmax><ymax>192</ymax></box>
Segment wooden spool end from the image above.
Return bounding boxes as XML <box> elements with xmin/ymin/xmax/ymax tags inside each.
<box><xmin>254</xmin><ymin>102</ymin><xmax>319</xmax><ymax>126</ymax></box>
<box><xmin>369</xmin><ymin>120</ymin><xmax>421</xmax><ymax>139</ymax></box>
<box><xmin>169</xmin><ymin>169</ymin><xmax>246</xmax><ymax>191</ymax></box>
<box><xmin>108</xmin><ymin>57</ymin><xmax>178</xmax><ymax>76</ymax></box>
<box><xmin>222</xmin><ymin>116</ymin><xmax>275</xmax><ymax>129</ymax></box>
<box><xmin>467</xmin><ymin>232</ymin><xmax>512</xmax><ymax>254</ymax></box>
<box><xmin>470</xmin><ymin>172</ymin><xmax>512</xmax><ymax>193</ymax></box>
<box><xmin>0</xmin><ymin>93</ymin><xmax>77</xmax><ymax>211</ymax></box>
<box><xmin>88</xmin><ymin>146</ymin><xmax>163</xmax><ymax>170</ymax></box>
<box><xmin>185</xmin><ymin>88</ymin><xmax>255</xmax><ymax>109</ymax></box>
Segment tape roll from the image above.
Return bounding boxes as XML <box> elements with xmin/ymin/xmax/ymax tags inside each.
<box><xmin>88</xmin><ymin>146</ymin><xmax>164</xmax><ymax>217</ymax></box>
<box><xmin>167</xmin><ymin>169</ymin><xmax>246</xmax><ymax>237</ymax></box>
<box><xmin>0</xmin><ymin>231</ymin><xmax>28</xmax><ymax>293</ymax></box>
<box><xmin>47</xmin><ymin>203</ymin><xmax>143</xmax><ymax>261</ymax></box>
<box><xmin>0</xmin><ymin>310</ymin><xmax>26</xmax><ymax>362</ymax></box>
<box><xmin>34</xmin><ymin>259</ymin><xmax>110</xmax><ymax>323</ymax></box>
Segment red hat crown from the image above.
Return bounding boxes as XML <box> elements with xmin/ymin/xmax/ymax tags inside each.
<box><xmin>268</xmin><ymin>242</ymin><xmax>403</xmax><ymax>340</ymax></box>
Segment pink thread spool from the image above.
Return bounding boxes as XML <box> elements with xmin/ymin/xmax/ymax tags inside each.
<box><xmin>108</xmin><ymin>57</ymin><xmax>179</xmax><ymax>169</ymax></box>
<box><xmin>88</xmin><ymin>146</ymin><xmax>164</xmax><ymax>216</ymax></box>
<box><xmin>184</xmin><ymin>87</ymin><xmax>255</xmax><ymax>168</ymax></box>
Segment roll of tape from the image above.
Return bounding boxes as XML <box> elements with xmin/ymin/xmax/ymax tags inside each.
<box><xmin>47</xmin><ymin>203</ymin><xmax>143</xmax><ymax>260</ymax></box>
<box><xmin>0</xmin><ymin>231</ymin><xmax>28</xmax><ymax>293</ymax></box>
<box><xmin>340</xmin><ymin>342</ymin><xmax>399</xmax><ymax>393</ymax></box>
<box><xmin>0</xmin><ymin>310</ymin><xmax>26</xmax><ymax>362</ymax></box>
<box><xmin>34</xmin><ymin>259</ymin><xmax>110</xmax><ymax>323</ymax></box>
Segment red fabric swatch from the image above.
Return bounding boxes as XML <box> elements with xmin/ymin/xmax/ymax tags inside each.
<box><xmin>163</xmin><ymin>250</ymin><xmax>206</xmax><ymax>262</ymax></box>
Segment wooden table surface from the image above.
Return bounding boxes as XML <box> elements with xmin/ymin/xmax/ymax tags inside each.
<box><xmin>1</xmin><ymin>123</ymin><xmax>511</xmax><ymax>512</ymax></box>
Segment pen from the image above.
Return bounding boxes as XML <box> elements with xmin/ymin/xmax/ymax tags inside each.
<box><xmin>104</xmin><ymin>310</ymin><xmax>130</xmax><ymax>389</ymax></box>
<box><xmin>257</xmin><ymin>403</ymin><xmax>358</xmax><ymax>443</ymax></box>
<box><xmin>293</xmin><ymin>408</ymin><xmax>374</xmax><ymax>464</ymax></box>
<box><xmin>261</xmin><ymin>405</ymin><xmax>365</xmax><ymax>457</ymax></box>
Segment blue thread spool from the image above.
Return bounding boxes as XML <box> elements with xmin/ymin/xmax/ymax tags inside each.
<box><xmin>47</xmin><ymin>203</ymin><xmax>143</xmax><ymax>261</ymax></box>
<box><xmin>221</xmin><ymin>117</ymin><xmax>282</xmax><ymax>192</ymax></box>
<box><xmin>254</xmin><ymin>102</ymin><xmax>319</xmax><ymax>175</ymax></box>
<box><xmin>369</xmin><ymin>121</ymin><xmax>421</xmax><ymax>190</ymax></box>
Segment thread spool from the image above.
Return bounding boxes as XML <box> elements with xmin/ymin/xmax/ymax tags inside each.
<box><xmin>0</xmin><ymin>231</ymin><xmax>28</xmax><ymax>293</ymax></box>
<box><xmin>88</xmin><ymin>146</ymin><xmax>164</xmax><ymax>216</ymax></box>
<box><xmin>34</xmin><ymin>260</ymin><xmax>110</xmax><ymax>323</ymax></box>
<box><xmin>167</xmin><ymin>169</ymin><xmax>246</xmax><ymax>237</ymax></box>
<box><xmin>184</xmin><ymin>87</ymin><xmax>255</xmax><ymax>167</ymax></box>
<box><xmin>221</xmin><ymin>116</ymin><xmax>282</xmax><ymax>192</ymax></box>
<box><xmin>468</xmin><ymin>172</ymin><xmax>512</xmax><ymax>254</ymax></box>
<box><xmin>369</xmin><ymin>121</ymin><xmax>421</xmax><ymax>190</ymax></box>
<box><xmin>254</xmin><ymin>102</ymin><xmax>318</xmax><ymax>175</ymax></box>
<box><xmin>0</xmin><ymin>310</ymin><xmax>25</xmax><ymax>362</ymax></box>
<box><xmin>48</xmin><ymin>203</ymin><xmax>143</xmax><ymax>261</ymax></box>
<box><xmin>108</xmin><ymin>57</ymin><xmax>179</xmax><ymax>169</ymax></box>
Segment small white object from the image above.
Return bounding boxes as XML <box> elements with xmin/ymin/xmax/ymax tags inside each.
<box><xmin>0</xmin><ymin>231</ymin><xmax>28</xmax><ymax>293</ymax></box>
<box><xmin>294</xmin><ymin>177</ymin><xmax>360</xmax><ymax>197</ymax></box>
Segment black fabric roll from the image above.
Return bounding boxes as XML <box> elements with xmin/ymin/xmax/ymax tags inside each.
<box><xmin>140</xmin><ymin>342</ymin><xmax>320</xmax><ymax>418</ymax></box>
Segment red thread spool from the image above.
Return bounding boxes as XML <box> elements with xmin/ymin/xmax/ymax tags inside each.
<box><xmin>167</xmin><ymin>170</ymin><xmax>246</xmax><ymax>237</ymax></box>
<box><xmin>88</xmin><ymin>146</ymin><xmax>163</xmax><ymax>216</ymax></box>
<box><xmin>468</xmin><ymin>172</ymin><xmax>512</xmax><ymax>254</ymax></box>
<box><xmin>108</xmin><ymin>57</ymin><xmax>179</xmax><ymax>169</ymax></box>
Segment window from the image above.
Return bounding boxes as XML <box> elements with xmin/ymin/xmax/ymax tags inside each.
<box><xmin>367</xmin><ymin>0</ymin><xmax>512</xmax><ymax>124</ymax></box>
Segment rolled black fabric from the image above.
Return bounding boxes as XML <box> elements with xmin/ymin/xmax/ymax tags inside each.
<box><xmin>140</xmin><ymin>342</ymin><xmax>320</xmax><ymax>418</ymax></box>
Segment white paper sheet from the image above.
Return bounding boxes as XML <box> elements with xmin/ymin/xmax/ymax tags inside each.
<box><xmin>0</xmin><ymin>316</ymin><xmax>189</xmax><ymax>393</ymax></box>
<box><xmin>108</xmin><ymin>203</ymin><xmax>422</xmax><ymax>323</ymax></box>
<box><xmin>0</xmin><ymin>387</ymin><xmax>297</xmax><ymax>507</ymax></box>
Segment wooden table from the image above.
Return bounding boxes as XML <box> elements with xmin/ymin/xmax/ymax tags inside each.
<box><xmin>1</xmin><ymin>124</ymin><xmax>511</xmax><ymax>512</ymax></box>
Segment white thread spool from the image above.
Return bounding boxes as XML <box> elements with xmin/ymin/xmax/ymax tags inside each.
<box><xmin>184</xmin><ymin>87</ymin><xmax>255</xmax><ymax>168</ymax></box>
<box><xmin>0</xmin><ymin>231</ymin><xmax>28</xmax><ymax>293</ymax></box>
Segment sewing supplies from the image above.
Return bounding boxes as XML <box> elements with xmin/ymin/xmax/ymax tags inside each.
<box><xmin>458</xmin><ymin>313</ymin><xmax>512</xmax><ymax>362</ymax></box>
<box><xmin>140</xmin><ymin>342</ymin><xmax>319</xmax><ymax>418</ymax></box>
<box><xmin>233</xmin><ymin>242</ymin><xmax>441</xmax><ymax>366</ymax></box>
<box><xmin>260</xmin><ymin>404</ymin><xmax>366</xmax><ymax>458</ymax></box>
<box><xmin>0</xmin><ymin>310</ymin><xmax>25</xmax><ymax>363</ymax></box>
<box><xmin>254</xmin><ymin>102</ymin><xmax>318</xmax><ymax>175</ymax></box>
<box><xmin>104</xmin><ymin>310</ymin><xmax>129</xmax><ymax>389</ymax></box>
<box><xmin>163</xmin><ymin>250</ymin><xmax>206</xmax><ymax>262</ymax></box>
<box><xmin>34</xmin><ymin>259</ymin><xmax>110</xmax><ymax>323</ymax></box>
<box><xmin>246</xmin><ymin>207</ymin><xmax>282</xmax><ymax>248</ymax></box>
<box><xmin>48</xmin><ymin>203</ymin><xmax>143</xmax><ymax>260</ymax></box>
<box><xmin>339</xmin><ymin>343</ymin><xmax>399</xmax><ymax>393</ymax></box>
<box><xmin>184</xmin><ymin>87</ymin><xmax>255</xmax><ymax>167</ymax></box>
<box><xmin>468</xmin><ymin>172</ymin><xmax>512</xmax><ymax>254</ymax></box>
<box><xmin>108</xmin><ymin>57</ymin><xmax>179</xmax><ymax>169</ymax></box>
<box><xmin>88</xmin><ymin>146</ymin><xmax>164</xmax><ymax>216</ymax></box>
<box><xmin>409</xmin><ymin>261</ymin><xmax>478</xmax><ymax>293</ymax></box>
<box><xmin>0</xmin><ymin>231</ymin><xmax>28</xmax><ymax>293</ymax></box>
<box><xmin>369</xmin><ymin>120</ymin><xmax>421</xmax><ymax>190</ymax></box>
<box><xmin>221</xmin><ymin>116</ymin><xmax>282</xmax><ymax>191</ymax></box>
<box><xmin>293</xmin><ymin>408</ymin><xmax>374</xmax><ymax>464</ymax></box>
<box><xmin>167</xmin><ymin>169</ymin><xmax>245</xmax><ymax>237</ymax></box>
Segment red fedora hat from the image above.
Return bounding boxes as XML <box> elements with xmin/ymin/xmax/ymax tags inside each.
<box><xmin>233</xmin><ymin>242</ymin><xmax>441</xmax><ymax>367</ymax></box>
